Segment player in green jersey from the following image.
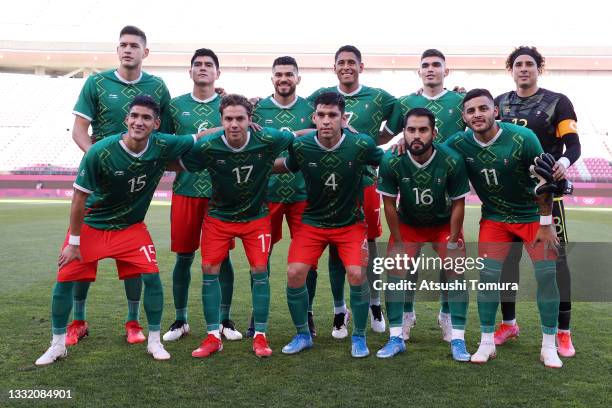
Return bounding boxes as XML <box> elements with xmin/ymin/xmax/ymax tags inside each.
<box><xmin>445</xmin><ymin>89</ymin><xmax>563</xmax><ymax>368</ymax></box>
<box><xmin>277</xmin><ymin>92</ymin><xmax>384</xmax><ymax>357</ymax></box>
<box><xmin>376</xmin><ymin>107</ymin><xmax>471</xmax><ymax>361</ymax></box>
<box><xmin>163</xmin><ymin>49</ymin><xmax>241</xmax><ymax>343</ymax></box>
<box><xmin>67</xmin><ymin>26</ymin><xmax>173</xmax><ymax>347</ymax></box>
<box><xmin>383</xmin><ymin>49</ymin><xmax>465</xmax><ymax>143</ymax></box>
<box><xmin>247</xmin><ymin>56</ymin><xmax>318</xmax><ymax>337</ymax></box>
<box><xmin>381</xmin><ymin>49</ymin><xmax>466</xmax><ymax>341</ymax></box>
<box><xmin>181</xmin><ymin>94</ymin><xmax>299</xmax><ymax>358</ymax></box>
<box><xmin>35</xmin><ymin>96</ymin><xmax>195</xmax><ymax>365</ymax></box>
<box><xmin>494</xmin><ymin>47</ymin><xmax>581</xmax><ymax>357</ymax></box>
<box><xmin>308</xmin><ymin>45</ymin><xmax>396</xmax><ymax>336</ymax></box>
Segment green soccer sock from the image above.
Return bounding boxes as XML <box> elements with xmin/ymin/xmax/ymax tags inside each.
<box><xmin>385</xmin><ymin>275</ymin><xmax>405</xmax><ymax>328</ymax></box>
<box><xmin>287</xmin><ymin>285</ymin><xmax>310</xmax><ymax>334</ymax></box>
<box><xmin>477</xmin><ymin>259</ymin><xmax>503</xmax><ymax>333</ymax></box>
<box><xmin>403</xmin><ymin>269</ymin><xmax>418</xmax><ymax>313</ymax></box>
<box><xmin>366</xmin><ymin>240</ymin><xmax>380</xmax><ymax>301</ymax></box>
<box><xmin>534</xmin><ymin>260</ymin><xmax>560</xmax><ymax>334</ymax></box>
<box><xmin>251</xmin><ymin>271</ymin><xmax>271</xmax><ymax>333</ymax></box>
<box><xmin>439</xmin><ymin>268</ymin><xmax>450</xmax><ymax>314</ymax></box>
<box><xmin>172</xmin><ymin>252</ymin><xmax>194</xmax><ymax>321</ymax></box>
<box><xmin>306</xmin><ymin>268</ymin><xmax>318</xmax><ymax>313</ymax></box>
<box><xmin>329</xmin><ymin>246</ymin><xmax>347</xmax><ymax>307</ymax></box>
<box><xmin>72</xmin><ymin>281</ymin><xmax>90</xmax><ymax>321</ymax></box>
<box><xmin>52</xmin><ymin>282</ymin><xmax>74</xmax><ymax>335</ymax></box>
<box><xmin>219</xmin><ymin>255</ymin><xmax>235</xmax><ymax>321</ymax></box>
<box><xmin>202</xmin><ymin>274</ymin><xmax>221</xmax><ymax>333</ymax></box>
<box><xmin>350</xmin><ymin>282</ymin><xmax>370</xmax><ymax>337</ymax></box>
<box><xmin>124</xmin><ymin>276</ymin><xmax>142</xmax><ymax>322</ymax></box>
<box><xmin>447</xmin><ymin>276</ymin><xmax>469</xmax><ymax>330</ymax></box>
<box><xmin>142</xmin><ymin>274</ymin><xmax>163</xmax><ymax>332</ymax></box>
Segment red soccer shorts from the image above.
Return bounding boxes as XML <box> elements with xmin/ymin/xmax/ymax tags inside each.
<box><xmin>362</xmin><ymin>184</ymin><xmax>382</xmax><ymax>240</ymax></box>
<box><xmin>478</xmin><ymin>219</ymin><xmax>557</xmax><ymax>262</ymax></box>
<box><xmin>201</xmin><ymin>216</ymin><xmax>271</xmax><ymax>267</ymax></box>
<box><xmin>171</xmin><ymin>194</ymin><xmax>235</xmax><ymax>254</ymax></box>
<box><xmin>389</xmin><ymin>223</ymin><xmax>465</xmax><ymax>259</ymax></box>
<box><xmin>288</xmin><ymin>223</ymin><xmax>368</xmax><ymax>267</ymax></box>
<box><xmin>57</xmin><ymin>222</ymin><xmax>159</xmax><ymax>282</ymax></box>
<box><xmin>268</xmin><ymin>200</ymin><xmax>308</xmax><ymax>245</ymax></box>
<box><xmin>170</xmin><ymin>194</ymin><xmax>209</xmax><ymax>253</ymax></box>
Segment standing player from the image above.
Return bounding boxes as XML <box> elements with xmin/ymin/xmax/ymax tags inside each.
<box><xmin>162</xmin><ymin>48</ymin><xmax>241</xmax><ymax>343</ymax></box>
<box><xmin>279</xmin><ymin>92</ymin><xmax>383</xmax><ymax>358</ymax></box>
<box><xmin>180</xmin><ymin>94</ymin><xmax>300</xmax><ymax>358</ymax></box>
<box><xmin>494</xmin><ymin>46</ymin><xmax>581</xmax><ymax>357</ymax></box>
<box><xmin>445</xmin><ymin>89</ymin><xmax>563</xmax><ymax>368</ymax></box>
<box><xmin>249</xmin><ymin>56</ymin><xmax>317</xmax><ymax>337</ymax></box>
<box><xmin>35</xmin><ymin>96</ymin><xmax>194</xmax><ymax>365</ymax></box>
<box><xmin>309</xmin><ymin>45</ymin><xmax>396</xmax><ymax>336</ymax></box>
<box><xmin>382</xmin><ymin>48</ymin><xmax>466</xmax><ymax>341</ymax></box>
<box><xmin>68</xmin><ymin>25</ymin><xmax>172</xmax><ymax>346</ymax></box>
<box><xmin>377</xmin><ymin>107</ymin><xmax>471</xmax><ymax>361</ymax></box>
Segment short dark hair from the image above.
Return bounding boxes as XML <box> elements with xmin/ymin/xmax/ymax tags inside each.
<box><xmin>506</xmin><ymin>46</ymin><xmax>545</xmax><ymax>70</ymax></box>
<box><xmin>129</xmin><ymin>95</ymin><xmax>160</xmax><ymax>118</ymax></box>
<box><xmin>272</xmin><ymin>56</ymin><xmax>298</xmax><ymax>71</ymax></box>
<box><xmin>421</xmin><ymin>49</ymin><xmax>446</xmax><ymax>61</ymax></box>
<box><xmin>220</xmin><ymin>94</ymin><xmax>253</xmax><ymax>116</ymax></box>
<box><xmin>314</xmin><ymin>92</ymin><xmax>345</xmax><ymax>114</ymax></box>
<box><xmin>403</xmin><ymin>107</ymin><xmax>436</xmax><ymax>129</ymax></box>
<box><xmin>191</xmin><ymin>48</ymin><xmax>220</xmax><ymax>69</ymax></box>
<box><xmin>462</xmin><ymin>88</ymin><xmax>494</xmax><ymax>108</ymax></box>
<box><xmin>335</xmin><ymin>45</ymin><xmax>362</xmax><ymax>63</ymax></box>
<box><xmin>119</xmin><ymin>25</ymin><xmax>147</xmax><ymax>46</ymax></box>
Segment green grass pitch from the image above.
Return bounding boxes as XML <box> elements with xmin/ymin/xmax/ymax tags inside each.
<box><xmin>0</xmin><ymin>201</ymin><xmax>610</xmax><ymax>407</ymax></box>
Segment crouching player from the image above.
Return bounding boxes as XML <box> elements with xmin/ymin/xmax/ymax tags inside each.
<box><xmin>377</xmin><ymin>108</ymin><xmax>471</xmax><ymax>361</ymax></box>
<box><xmin>276</xmin><ymin>92</ymin><xmax>384</xmax><ymax>358</ymax></box>
<box><xmin>445</xmin><ymin>89</ymin><xmax>562</xmax><ymax>368</ymax></box>
<box><xmin>180</xmin><ymin>94</ymin><xmax>300</xmax><ymax>358</ymax></box>
<box><xmin>36</xmin><ymin>96</ymin><xmax>196</xmax><ymax>365</ymax></box>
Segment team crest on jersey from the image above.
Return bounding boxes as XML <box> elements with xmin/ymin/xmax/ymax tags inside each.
<box><xmin>114</xmin><ymin>171</ymin><xmax>125</xmax><ymax>176</ymax></box>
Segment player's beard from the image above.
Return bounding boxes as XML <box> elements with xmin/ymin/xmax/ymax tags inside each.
<box><xmin>408</xmin><ymin>140</ymin><xmax>433</xmax><ymax>156</ymax></box>
<box><xmin>275</xmin><ymin>84</ymin><xmax>296</xmax><ymax>98</ymax></box>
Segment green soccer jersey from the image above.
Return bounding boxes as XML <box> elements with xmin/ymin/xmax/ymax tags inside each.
<box><xmin>377</xmin><ymin>144</ymin><xmax>470</xmax><ymax>226</ymax></box>
<box><xmin>285</xmin><ymin>131</ymin><xmax>384</xmax><ymax>228</ymax></box>
<box><xmin>73</xmin><ymin>69</ymin><xmax>172</xmax><ymax>142</ymax></box>
<box><xmin>74</xmin><ymin>133</ymin><xmax>195</xmax><ymax>230</ymax></box>
<box><xmin>169</xmin><ymin>93</ymin><xmax>221</xmax><ymax>198</ymax></box>
<box><xmin>181</xmin><ymin>128</ymin><xmax>294</xmax><ymax>222</ymax></box>
<box><xmin>385</xmin><ymin>90</ymin><xmax>465</xmax><ymax>142</ymax></box>
<box><xmin>308</xmin><ymin>85</ymin><xmax>395</xmax><ymax>186</ymax></box>
<box><xmin>252</xmin><ymin>96</ymin><xmax>314</xmax><ymax>203</ymax></box>
<box><xmin>445</xmin><ymin>122</ymin><xmax>544</xmax><ymax>223</ymax></box>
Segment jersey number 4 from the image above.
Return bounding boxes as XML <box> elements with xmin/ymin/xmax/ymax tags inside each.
<box><xmin>325</xmin><ymin>173</ymin><xmax>338</xmax><ymax>190</ymax></box>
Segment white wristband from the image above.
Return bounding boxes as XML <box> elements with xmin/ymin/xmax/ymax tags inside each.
<box><xmin>447</xmin><ymin>241</ymin><xmax>458</xmax><ymax>250</ymax></box>
<box><xmin>539</xmin><ymin>215</ymin><xmax>553</xmax><ymax>225</ymax></box>
<box><xmin>68</xmin><ymin>235</ymin><xmax>80</xmax><ymax>246</ymax></box>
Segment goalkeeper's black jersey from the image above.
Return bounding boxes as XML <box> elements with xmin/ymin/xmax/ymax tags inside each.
<box><xmin>495</xmin><ymin>88</ymin><xmax>578</xmax><ymax>160</ymax></box>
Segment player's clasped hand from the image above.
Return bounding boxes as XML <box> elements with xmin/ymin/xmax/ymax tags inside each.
<box><xmin>551</xmin><ymin>160</ymin><xmax>567</xmax><ymax>181</ymax></box>
<box><xmin>532</xmin><ymin>224</ymin><xmax>559</xmax><ymax>258</ymax></box>
<box><xmin>58</xmin><ymin>245</ymin><xmax>82</xmax><ymax>268</ymax></box>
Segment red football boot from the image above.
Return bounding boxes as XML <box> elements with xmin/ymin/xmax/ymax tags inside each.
<box><xmin>65</xmin><ymin>320</ymin><xmax>89</xmax><ymax>346</ymax></box>
<box><xmin>125</xmin><ymin>320</ymin><xmax>146</xmax><ymax>344</ymax></box>
<box><xmin>253</xmin><ymin>334</ymin><xmax>272</xmax><ymax>358</ymax></box>
<box><xmin>494</xmin><ymin>323</ymin><xmax>520</xmax><ymax>346</ymax></box>
<box><xmin>192</xmin><ymin>334</ymin><xmax>223</xmax><ymax>358</ymax></box>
